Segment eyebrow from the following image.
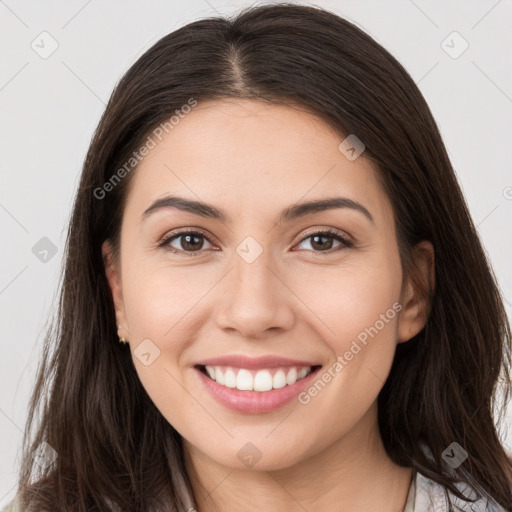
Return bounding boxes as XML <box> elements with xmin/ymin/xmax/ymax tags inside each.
<box><xmin>141</xmin><ymin>195</ymin><xmax>375</xmax><ymax>225</ymax></box>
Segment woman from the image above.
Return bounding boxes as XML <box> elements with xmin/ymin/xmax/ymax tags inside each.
<box><xmin>8</xmin><ymin>3</ymin><xmax>512</xmax><ymax>511</ymax></box>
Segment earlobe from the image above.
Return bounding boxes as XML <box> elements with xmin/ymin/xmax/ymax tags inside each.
<box><xmin>102</xmin><ymin>240</ymin><xmax>129</xmax><ymax>340</ymax></box>
<box><xmin>397</xmin><ymin>240</ymin><xmax>435</xmax><ymax>343</ymax></box>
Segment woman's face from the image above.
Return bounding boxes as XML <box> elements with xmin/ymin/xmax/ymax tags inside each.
<box><xmin>103</xmin><ymin>99</ymin><xmax>429</xmax><ymax>471</ymax></box>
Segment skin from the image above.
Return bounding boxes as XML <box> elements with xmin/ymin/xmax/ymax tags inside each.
<box><xmin>103</xmin><ymin>99</ymin><xmax>434</xmax><ymax>512</ymax></box>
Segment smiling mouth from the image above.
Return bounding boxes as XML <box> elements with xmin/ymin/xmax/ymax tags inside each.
<box><xmin>195</xmin><ymin>364</ymin><xmax>322</xmax><ymax>392</ymax></box>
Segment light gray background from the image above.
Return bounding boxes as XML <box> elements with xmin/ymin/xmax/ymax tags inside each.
<box><xmin>1</xmin><ymin>0</ymin><xmax>511</xmax><ymax>507</ymax></box>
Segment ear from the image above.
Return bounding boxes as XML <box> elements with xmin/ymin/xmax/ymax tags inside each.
<box><xmin>102</xmin><ymin>240</ymin><xmax>130</xmax><ymax>341</ymax></box>
<box><xmin>397</xmin><ymin>240</ymin><xmax>435</xmax><ymax>343</ymax></box>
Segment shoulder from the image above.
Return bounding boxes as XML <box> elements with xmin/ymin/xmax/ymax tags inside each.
<box><xmin>1</xmin><ymin>497</ymin><xmax>21</xmax><ymax>512</ymax></box>
<box><xmin>412</xmin><ymin>471</ymin><xmax>507</xmax><ymax>512</ymax></box>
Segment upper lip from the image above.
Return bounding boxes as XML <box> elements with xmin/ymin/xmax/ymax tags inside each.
<box><xmin>194</xmin><ymin>355</ymin><xmax>321</xmax><ymax>370</ymax></box>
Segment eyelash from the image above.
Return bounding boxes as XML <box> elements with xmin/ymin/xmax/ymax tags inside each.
<box><xmin>158</xmin><ymin>227</ymin><xmax>354</xmax><ymax>257</ymax></box>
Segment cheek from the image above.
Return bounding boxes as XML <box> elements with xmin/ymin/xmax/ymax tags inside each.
<box><xmin>119</xmin><ymin>260</ymin><xmax>204</xmax><ymax>427</ymax></box>
<box><xmin>289</xmin><ymin>256</ymin><xmax>402</xmax><ymax>432</ymax></box>
<box><xmin>121</xmin><ymin>256</ymin><xmax>215</xmax><ymax>342</ymax></box>
<box><xmin>287</xmin><ymin>256</ymin><xmax>402</xmax><ymax>354</ymax></box>
<box><xmin>286</xmin><ymin>255</ymin><xmax>402</xmax><ymax>420</ymax></box>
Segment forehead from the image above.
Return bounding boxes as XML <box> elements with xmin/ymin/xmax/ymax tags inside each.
<box><xmin>124</xmin><ymin>99</ymin><xmax>393</xmax><ymax>227</ymax></box>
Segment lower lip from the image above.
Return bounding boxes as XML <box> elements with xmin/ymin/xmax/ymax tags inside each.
<box><xmin>194</xmin><ymin>366</ymin><xmax>321</xmax><ymax>414</ymax></box>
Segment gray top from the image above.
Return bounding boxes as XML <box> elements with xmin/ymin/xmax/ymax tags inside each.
<box><xmin>403</xmin><ymin>470</ymin><xmax>507</xmax><ymax>512</ymax></box>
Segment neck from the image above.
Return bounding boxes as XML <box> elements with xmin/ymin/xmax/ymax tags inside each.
<box><xmin>183</xmin><ymin>405</ymin><xmax>413</xmax><ymax>512</ymax></box>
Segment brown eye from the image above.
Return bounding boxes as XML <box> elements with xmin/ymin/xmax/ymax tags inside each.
<box><xmin>160</xmin><ymin>230</ymin><xmax>215</xmax><ymax>256</ymax></box>
<box><xmin>296</xmin><ymin>229</ymin><xmax>353</xmax><ymax>253</ymax></box>
<box><xmin>310</xmin><ymin>234</ymin><xmax>335</xmax><ymax>251</ymax></box>
<box><xmin>176</xmin><ymin>233</ymin><xmax>205</xmax><ymax>251</ymax></box>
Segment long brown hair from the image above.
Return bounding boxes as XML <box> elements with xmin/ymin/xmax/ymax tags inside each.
<box><xmin>14</xmin><ymin>3</ymin><xmax>512</xmax><ymax>511</ymax></box>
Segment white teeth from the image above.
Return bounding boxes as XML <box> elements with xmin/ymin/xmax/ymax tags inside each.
<box><xmin>286</xmin><ymin>367</ymin><xmax>297</xmax><ymax>385</ymax></box>
<box><xmin>298</xmin><ymin>368</ymin><xmax>308</xmax><ymax>379</ymax></box>
<box><xmin>236</xmin><ymin>369</ymin><xmax>253</xmax><ymax>390</ymax></box>
<box><xmin>215</xmin><ymin>367</ymin><xmax>225</xmax><ymax>385</ymax></box>
<box><xmin>224</xmin><ymin>368</ymin><xmax>237</xmax><ymax>388</ymax></box>
<box><xmin>254</xmin><ymin>370</ymin><xmax>273</xmax><ymax>392</ymax></box>
<box><xmin>272</xmin><ymin>370</ymin><xmax>287</xmax><ymax>389</ymax></box>
<box><xmin>203</xmin><ymin>365</ymin><xmax>314</xmax><ymax>391</ymax></box>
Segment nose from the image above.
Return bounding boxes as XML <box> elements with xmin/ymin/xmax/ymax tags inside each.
<box><xmin>214</xmin><ymin>248</ymin><xmax>295</xmax><ymax>339</ymax></box>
